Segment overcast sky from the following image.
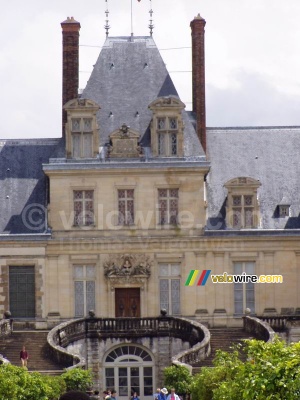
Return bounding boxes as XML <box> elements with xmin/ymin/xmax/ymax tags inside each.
<box><xmin>1</xmin><ymin>0</ymin><xmax>300</xmax><ymax>139</ymax></box>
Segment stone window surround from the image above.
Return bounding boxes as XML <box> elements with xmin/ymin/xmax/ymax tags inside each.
<box><xmin>0</xmin><ymin>261</ymin><xmax>43</xmax><ymax>319</ymax></box>
<box><xmin>224</xmin><ymin>177</ymin><xmax>261</xmax><ymax>229</ymax></box>
<box><xmin>64</xmin><ymin>98</ymin><xmax>100</xmax><ymax>159</ymax></box>
<box><xmin>149</xmin><ymin>96</ymin><xmax>185</xmax><ymax>158</ymax></box>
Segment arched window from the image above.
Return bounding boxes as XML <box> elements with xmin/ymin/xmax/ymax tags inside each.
<box><xmin>104</xmin><ymin>345</ymin><xmax>154</xmax><ymax>400</ymax></box>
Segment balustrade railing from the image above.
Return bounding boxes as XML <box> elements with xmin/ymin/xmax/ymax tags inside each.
<box><xmin>243</xmin><ymin>316</ymin><xmax>276</xmax><ymax>342</ymax></box>
<box><xmin>47</xmin><ymin>316</ymin><xmax>210</xmax><ymax>370</ymax></box>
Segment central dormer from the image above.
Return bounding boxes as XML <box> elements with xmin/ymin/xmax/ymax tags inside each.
<box><xmin>149</xmin><ymin>96</ymin><xmax>185</xmax><ymax>157</ymax></box>
<box><xmin>64</xmin><ymin>98</ymin><xmax>100</xmax><ymax>159</ymax></box>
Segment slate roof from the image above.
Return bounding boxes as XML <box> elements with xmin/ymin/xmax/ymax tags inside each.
<box><xmin>81</xmin><ymin>36</ymin><xmax>205</xmax><ymax>158</ymax></box>
<box><xmin>206</xmin><ymin>127</ymin><xmax>300</xmax><ymax>231</ymax></box>
<box><xmin>0</xmin><ymin>138</ymin><xmax>63</xmax><ymax>234</ymax></box>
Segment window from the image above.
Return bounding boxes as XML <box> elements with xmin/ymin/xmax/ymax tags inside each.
<box><xmin>279</xmin><ymin>205</ymin><xmax>289</xmax><ymax>217</ymax></box>
<box><xmin>232</xmin><ymin>195</ymin><xmax>254</xmax><ymax>228</ymax></box>
<box><xmin>158</xmin><ymin>189</ymin><xmax>178</xmax><ymax>225</ymax></box>
<box><xmin>72</xmin><ymin>118</ymin><xmax>93</xmax><ymax>158</ymax></box>
<box><xmin>118</xmin><ymin>189</ymin><xmax>134</xmax><ymax>225</ymax></box>
<box><xmin>149</xmin><ymin>96</ymin><xmax>185</xmax><ymax>158</ymax></box>
<box><xmin>233</xmin><ymin>262</ymin><xmax>255</xmax><ymax>315</ymax></box>
<box><xmin>157</xmin><ymin>117</ymin><xmax>178</xmax><ymax>156</ymax></box>
<box><xmin>74</xmin><ymin>265</ymin><xmax>95</xmax><ymax>317</ymax></box>
<box><xmin>159</xmin><ymin>263</ymin><xmax>181</xmax><ymax>315</ymax></box>
<box><xmin>73</xmin><ymin>190</ymin><xmax>94</xmax><ymax>226</ymax></box>
<box><xmin>224</xmin><ymin>177</ymin><xmax>261</xmax><ymax>229</ymax></box>
<box><xmin>104</xmin><ymin>345</ymin><xmax>154</xmax><ymax>398</ymax></box>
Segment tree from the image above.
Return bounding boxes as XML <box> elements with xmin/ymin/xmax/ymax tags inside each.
<box><xmin>163</xmin><ymin>365</ymin><xmax>193</xmax><ymax>398</ymax></box>
<box><xmin>61</xmin><ymin>368</ymin><xmax>93</xmax><ymax>392</ymax></box>
<box><xmin>191</xmin><ymin>338</ymin><xmax>300</xmax><ymax>400</ymax></box>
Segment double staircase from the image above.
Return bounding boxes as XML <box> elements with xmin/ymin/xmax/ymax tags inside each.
<box><xmin>0</xmin><ymin>329</ymin><xmax>64</xmax><ymax>374</ymax></box>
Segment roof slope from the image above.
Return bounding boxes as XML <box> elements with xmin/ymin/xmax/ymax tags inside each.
<box><xmin>82</xmin><ymin>36</ymin><xmax>204</xmax><ymax>157</ymax></box>
<box><xmin>206</xmin><ymin>127</ymin><xmax>300</xmax><ymax>230</ymax></box>
<box><xmin>0</xmin><ymin>139</ymin><xmax>63</xmax><ymax>234</ymax></box>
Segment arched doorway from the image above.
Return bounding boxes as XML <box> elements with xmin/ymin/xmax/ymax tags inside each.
<box><xmin>104</xmin><ymin>345</ymin><xmax>154</xmax><ymax>400</ymax></box>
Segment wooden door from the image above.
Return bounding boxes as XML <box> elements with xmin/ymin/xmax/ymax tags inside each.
<box><xmin>115</xmin><ymin>288</ymin><xmax>140</xmax><ymax>317</ymax></box>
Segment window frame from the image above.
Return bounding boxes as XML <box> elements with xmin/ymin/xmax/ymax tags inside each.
<box><xmin>159</xmin><ymin>263</ymin><xmax>181</xmax><ymax>315</ymax></box>
<box><xmin>157</xmin><ymin>188</ymin><xmax>179</xmax><ymax>226</ymax></box>
<box><xmin>71</xmin><ymin>117</ymin><xmax>93</xmax><ymax>159</ymax></box>
<box><xmin>117</xmin><ymin>188</ymin><xmax>135</xmax><ymax>226</ymax></box>
<box><xmin>73</xmin><ymin>264</ymin><xmax>96</xmax><ymax>317</ymax></box>
<box><xmin>73</xmin><ymin>189</ymin><xmax>95</xmax><ymax>227</ymax></box>
<box><xmin>156</xmin><ymin>117</ymin><xmax>178</xmax><ymax>156</ymax></box>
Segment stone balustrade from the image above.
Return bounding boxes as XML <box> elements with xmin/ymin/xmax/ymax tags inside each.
<box><xmin>243</xmin><ymin>315</ymin><xmax>276</xmax><ymax>342</ymax></box>
<box><xmin>47</xmin><ymin>316</ymin><xmax>210</xmax><ymax>370</ymax></box>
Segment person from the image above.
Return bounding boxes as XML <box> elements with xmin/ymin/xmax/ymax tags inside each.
<box><xmin>153</xmin><ymin>388</ymin><xmax>161</xmax><ymax>400</ymax></box>
<box><xmin>110</xmin><ymin>390</ymin><xmax>117</xmax><ymax>400</ymax></box>
<box><xmin>166</xmin><ymin>388</ymin><xmax>180</xmax><ymax>400</ymax></box>
<box><xmin>159</xmin><ymin>388</ymin><xmax>168</xmax><ymax>400</ymax></box>
<box><xmin>90</xmin><ymin>390</ymin><xmax>100</xmax><ymax>399</ymax></box>
<box><xmin>131</xmin><ymin>392</ymin><xmax>140</xmax><ymax>400</ymax></box>
<box><xmin>20</xmin><ymin>345</ymin><xmax>29</xmax><ymax>368</ymax></box>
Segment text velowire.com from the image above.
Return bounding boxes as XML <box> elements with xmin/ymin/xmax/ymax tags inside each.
<box><xmin>185</xmin><ymin>270</ymin><xmax>283</xmax><ymax>286</ymax></box>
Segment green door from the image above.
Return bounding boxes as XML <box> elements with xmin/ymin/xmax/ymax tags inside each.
<box><xmin>9</xmin><ymin>266</ymin><xmax>35</xmax><ymax>318</ymax></box>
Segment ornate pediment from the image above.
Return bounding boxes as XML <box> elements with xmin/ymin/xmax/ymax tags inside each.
<box><xmin>148</xmin><ymin>96</ymin><xmax>185</xmax><ymax>111</ymax></box>
<box><xmin>63</xmin><ymin>98</ymin><xmax>100</xmax><ymax>111</ymax></box>
<box><xmin>107</xmin><ymin>123</ymin><xmax>143</xmax><ymax>158</ymax></box>
<box><xmin>104</xmin><ymin>254</ymin><xmax>152</xmax><ymax>279</ymax></box>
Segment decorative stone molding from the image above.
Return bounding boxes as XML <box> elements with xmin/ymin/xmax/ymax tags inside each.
<box><xmin>104</xmin><ymin>254</ymin><xmax>152</xmax><ymax>284</ymax></box>
<box><xmin>107</xmin><ymin>124</ymin><xmax>142</xmax><ymax>158</ymax></box>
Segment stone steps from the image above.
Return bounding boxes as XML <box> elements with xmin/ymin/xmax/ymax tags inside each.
<box><xmin>0</xmin><ymin>330</ymin><xmax>65</xmax><ymax>373</ymax></box>
<box><xmin>192</xmin><ymin>328</ymin><xmax>254</xmax><ymax>372</ymax></box>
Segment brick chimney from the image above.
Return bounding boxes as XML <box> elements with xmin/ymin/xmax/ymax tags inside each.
<box><xmin>61</xmin><ymin>17</ymin><xmax>81</xmax><ymax>135</ymax></box>
<box><xmin>190</xmin><ymin>14</ymin><xmax>206</xmax><ymax>152</ymax></box>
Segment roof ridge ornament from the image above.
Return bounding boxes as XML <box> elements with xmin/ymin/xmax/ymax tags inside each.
<box><xmin>104</xmin><ymin>0</ymin><xmax>110</xmax><ymax>37</ymax></box>
<box><xmin>149</xmin><ymin>0</ymin><xmax>154</xmax><ymax>36</ymax></box>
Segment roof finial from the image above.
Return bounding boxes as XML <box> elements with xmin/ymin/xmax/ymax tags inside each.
<box><xmin>104</xmin><ymin>0</ymin><xmax>110</xmax><ymax>37</ymax></box>
<box><xmin>149</xmin><ymin>0</ymin><xmax>154</xmax><ymax>36</ymax></box>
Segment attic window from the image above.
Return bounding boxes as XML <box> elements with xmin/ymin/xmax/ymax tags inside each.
<box><xmin>224</xmin><ymin>177</ymin><xmax>261</xmax><ymax>229</ymax></box>
<box><xmin>279</xmin><ymin>205</ymin><xmax>289</xmax><ymax>217</ymax></box>
<box><xmin>148</xmin><ymin>96</ymin><xmax>185</xmax><ymax>158</ymax></box>
<box><xmin>71</xmin><ymin>118</ymin><xmax>93</xmax><ymax>158</ymax></box>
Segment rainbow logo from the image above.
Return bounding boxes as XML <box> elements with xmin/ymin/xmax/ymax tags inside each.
<box><xmin>185</xmin><ymin>269</ymin><xmax>211</xmax><ymax>286</ymax></box>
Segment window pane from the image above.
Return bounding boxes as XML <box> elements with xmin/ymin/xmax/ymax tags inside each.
<box><xmin>72</xmin><ymin>133</ymin><xmax>81</xmax><ymax>158</ymax></box>
<box><xmin>233</xmin><ymin>196</ymin><xmax>241</xmax><ymax>206</ymax></box>
<box><xmin>86</xmin><ymin>281</ymin><xmax>95</xmax><ymax>314</ymax></box>
<box><xmin>244</xmin><ymin>195</ymin><xmax>253</xmax><ymax>206</ymax></box>
<box><xmin>244</xmin><ymin>208</ymin><xmax>253</xmax><ymax>227</ymax></box>
<box><xmin>160</xmin><ymin>279</ymin><xmax>169</xmax><ymax>313</ymax></box>
<box><xmin>72</xmin><ymin>119</ymin><xmax>81</xmax><ymax>132</ymax></box>
<box><xmin>157</xmin><ymin>118</ymin><xmax>166</xmax><ymax>130</ymax></box>
<box><xmin>159</xmin><ymin>264</ymin><xmax>169</xmax><ymax>276</ymax></box>
<box><xmin>233</xmin><ymin>209</ymin><xmax>241</xmax><ymax>228</ymax></box>
<box><xmin>83</xmin><ymin>133</ymin><xmax>93</xmax><ymax>158</ymax></box>
<box><xmin>171</xmin><ymin>279</ymin><xmax>180</xmax><ymax>314</ymax></box>
<box><xmin>170</xmin><ymin>133</ymin><xmax>177</xmax><ymax>155</ymax></box>
<box><xmin>75</xmin><ymin>281</ymin><xmax>84</xmax><ymax>317</ymax></box>
<box><xmin>158</xmin><ymin>133</ymin><xmax>164</xmax><ymax>155</ymax></box>
<box><xmin>169</xmin><ymin>118</ymin><xmax>177</xmax><ymax>130</ymax></box>
<box><xmin>74</xmin><ymin>265</ymin><xmax>84</xmax><ymax>279</ymax></box>
<box><xmin>83</xmin><ymin>118</ymin><xmax>92</xmax><ymax>132</ymax></box>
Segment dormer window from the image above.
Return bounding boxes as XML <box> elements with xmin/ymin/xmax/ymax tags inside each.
<box><xmin>149</xmin><ymin>96</ymin><xmax>185</xmax><ymax>157</ymax></box>
<box><xmin>71</xmin><ymin>118</ymin><xmax>93</xmax><ymax>158</ymax></box>
<box><xmin>157</xmin><ymin>117</ymin><xmax>178</xmax><ymax>156</ymax></box>
<box><xmin>224</xmin><ymin>177</ymin><xmax>261</xmax><ymax>229</ymax></box>
<box><xmin>279</xmin><ymin>205</ymin><xmax>290</xmax><ymax>217</ymax></box>
<box><xmin>64</xmin><ymin>98</ymin><xmax>100</xmax><ymax>159</ymax></box>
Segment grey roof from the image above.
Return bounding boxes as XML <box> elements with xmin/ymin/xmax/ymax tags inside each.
<box><xmin>0</xmin><ymin>138</ymin><xmax>63</xmax><ymax>234</ymax></box>
<box><xmin>206</xmin><ymin>126</ymin><xmax>300</xmax><ymax>230</ymax></box>
<box><xmin>82</xmin><ymin>36</ymin><xmax>204</xmax><ymax>157</ymax></box>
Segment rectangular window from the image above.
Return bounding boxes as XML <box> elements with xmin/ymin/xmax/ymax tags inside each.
<box><xmin>157</xmin><ymin>117</ymin><xmax>178</xmax><ymax>156</ymax></box>
<box><xmin>233</xmin><ymin>262</ymin><xmax>255</xmax><ymax>315</ymax></box>
<box><xmin>159</xmin><ymin>263</ymin><xmax>181</xmax><ymax>315</ymax></box>
<box><xmin>71</xmin><ymin>118</ymin><xmax>93</xmax><ymax>158</ymax></box>
<box><xmin>118</xmin><ymin>189</ymin><xmax>134</xmax><ymax>225</ymax></box>
<box><xmin>73</xmin><ymin>190</ymin><xmax>94</xmax><ymax>226</ymax></box>
<box><xmin>158</xmin><ymin>188</ymin><xmax>178</xmax><ymax>225</ymax></box>
<box><xmin>232</xmin><ymin>195</ymin><xmax>254</xmax><ymax>228</ymax></box>
<box><xmin>74</xmin><ymin>265</ymin><xmax>95</xmax><ymax>317</ymax></box>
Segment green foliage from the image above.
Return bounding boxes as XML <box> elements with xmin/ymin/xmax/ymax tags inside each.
<box><xmin>191</xmin><ymin>338</ymin><xmax>300</xmax><ymax>400</ymax></box>
<box><xmin>61</xmin><ymin>367</ymin><xmax>93</xmax><ymax>392</ymax></box>
<box><xmin>0</xmin><ymin>363</ymin><xmax>66</xmax><ymax>400</ymax></box>
<box><xmin>163</xmin><ymin>365</ymin><xmax>193</xmax><ymax>395</ymax></box>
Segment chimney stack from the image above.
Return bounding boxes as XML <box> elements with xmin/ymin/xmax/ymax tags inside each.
<box><xmin>190</xmin><ymin>14</ymin><xmax>206</xmax><ymax>152</ymax></box>
<box><xmin>61</xmin><ymin>17</ymin><xmax>81</xmax><ymax>135</ymax></box>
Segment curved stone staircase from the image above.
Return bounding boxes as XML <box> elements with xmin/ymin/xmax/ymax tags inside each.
<box><xmin>0</xmin><ymin>330</ymin><xmax>65</xmax><ymax>374</ymax></box>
